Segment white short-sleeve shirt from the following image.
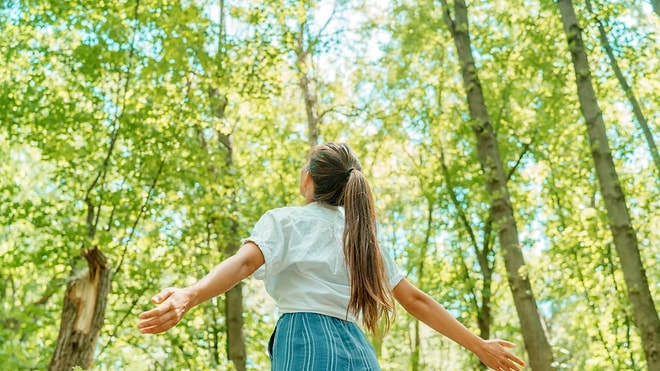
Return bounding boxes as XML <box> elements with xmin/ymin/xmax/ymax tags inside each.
<box><xmin>242</xmin><ymin>202</ymin><xmax>404</xmax><ymax>323</ymax></box>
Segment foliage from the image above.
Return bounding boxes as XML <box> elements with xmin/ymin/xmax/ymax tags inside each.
<box><xmin>0</xmin><ymin>0</ymin><xmax>657</xmax><ymax>369</ymax></box>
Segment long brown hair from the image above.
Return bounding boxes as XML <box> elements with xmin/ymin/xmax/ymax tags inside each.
<box><xmin>307</xmin><ymin>142</ymin><xmax>395</xmax><ymax>334</ymax></box>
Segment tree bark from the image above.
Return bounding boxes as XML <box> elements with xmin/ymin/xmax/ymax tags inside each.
<box><xmin>222</xmin><ymin>211</ymin><xmax>246</xmax><ymax>371</ymax></box>
<box><xmin>652</xmin><ymin>0</ymin><xmax>660</xmax><ymax>18</ymax></box>
<box><xmin>439</xmin><ymin>0</ymin><xmax>556</xmax><ymax>369</ymax></box>
<box><xmin>209</xmin><ymin>90</ymin><xmax>246</xmax><ymax>371</ymax></box>
<box><xmin>49</xmin><ymin>247</ymin><xmax>112</xmax><ymax>371</ymax></box>
<box><xmin>556</xmin><ymin>1</ymin><xmax>660</xmax><ymax>368</ymax></box>
<box><xmin>296</xmin><ymin>26</ymin><xmax>320</xmax><ymax>148</ymax></box>
<box><xmin>209</xmin><ymin>1</ymin><xmax>247</xmax><ymax>367</ymax></box>
<box><xmin>224</xmin><ymin>264</ymin><xmax>246</xmax><ymax>371</ymax></box>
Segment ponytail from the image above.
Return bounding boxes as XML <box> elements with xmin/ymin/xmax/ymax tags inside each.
<box><xmin>307</xmin><ymin>142</ymin><xmax>394</xmax><ymax>335</ymax></box>
<box><xmin>343</xmin><ymin>170</ymin><xmax>395</xmax><ymax>335</ymax></box>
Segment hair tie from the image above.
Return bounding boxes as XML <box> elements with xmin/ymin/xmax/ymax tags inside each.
<box><xmin>346</xmin><ymin>167</ymin><xmax>355</xmax><ymax>178</ymax></box>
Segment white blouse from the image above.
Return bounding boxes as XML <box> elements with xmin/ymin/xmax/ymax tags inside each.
<box><xmin>243</xmin><ymin>202</ymin><xmax>404</xmax><ymax>323</ymax></box>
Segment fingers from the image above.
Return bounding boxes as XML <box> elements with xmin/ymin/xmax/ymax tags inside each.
<box><xmin>495</xmin><ymin>341</ymin><xmax>525</xmax><ymax>368</ymax></box>
<box><xmin>138</xmin><ymin>306</ymin><xmax>174</xmax><ymax>327</ymax></box>
<box><xmin>498</xmin><ymin>340</ymin><xmax>516</xmax><ymax>348</ymax></box>
<box><xmin>483</xmin><ymin>339</ymin><xmax>526</xmax><ymax>371</ymax></box>
<box><xmin>139</xmin><ymin>317</ymin><xmax>176</xmax><ymax>334</ymax></box>
<box><xmin>500</xmin><ymin>358</ymin><xmax>525</xmax><ymax>371</ymax></box>
<box><xmin>139</xmin><ymin>315</ymin><xmax>178</xmax><ymax>334</ymax></box>
<box><xmin>493</xmin><ymin>359</ymin><xmax>524</xmax><ymax>371</ymax></box>
<box><xmin>139</xmin><ymin>288</ymin><xmax>177</xmax><ymax>320</ymax></box>
<box><xmin>138</xmin><ymin>288</ymin><xmax>180</xmax><ymax>335</ymax></box>
<box><xmin>138</xmin><ymin>304</ymin><xmax>177</xmax><ymax>334</ymax></box>
<box><xmin>151</xmin><ymin>287</ymin><xmax>175</xmax><ymax>304</ymax></box>
<box><xmin>500</xmin><ymin>352</ymin><xmax>525</xmax><ymax>371</ymax></box>
<box><xmin>510</xmin><ymin>355</ymin><xmax>526</xmax><ymax>368</ymax></box>
<box><xmin>138</xmin><ymin>306</ymin><xmax>163</xmax><ymax>320</ymax></box>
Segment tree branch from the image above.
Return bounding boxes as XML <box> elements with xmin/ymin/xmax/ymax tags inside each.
<box><xmin>114</xmin><ymin>156</ymin><xmax>166</xmax><ymax>275</ymax></box>
<box><xmin>83</xmin><ymin>0</ymin><xmax>142</xmax><ymax>240</ymax></box>
<box><xmin>506</xmin><ymin>140</ymin><xmax>531</xmax><ymax>182</ymax></box>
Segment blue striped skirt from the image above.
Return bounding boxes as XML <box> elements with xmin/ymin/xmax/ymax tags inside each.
<box><xmin>268</xmin><ymin>312</ymin><xmax>381</xmax><ymax>371</ymax></box>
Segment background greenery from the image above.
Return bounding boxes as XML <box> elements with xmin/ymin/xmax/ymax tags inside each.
<box><xmin>1</xmin><ymin>0</ymin><xmax>658</xmax><ymax>369</ymax></box>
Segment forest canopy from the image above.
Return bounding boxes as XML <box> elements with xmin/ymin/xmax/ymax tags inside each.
<box><xmin>1</xmin><ymin>0</ymin><xmax>658</xmax><ymax>370</ymax></box>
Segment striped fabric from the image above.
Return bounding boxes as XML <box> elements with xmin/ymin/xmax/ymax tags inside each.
<box><xmin>268</xmin><ymin>312</ymin><xmax>381</xmax><ymax>371</ymax></box>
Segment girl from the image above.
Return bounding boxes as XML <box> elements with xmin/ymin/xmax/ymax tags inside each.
<box><xmin>138</xmin><ymin>142</ymin><xmax>525</xmax><ymax>371</ymax></box>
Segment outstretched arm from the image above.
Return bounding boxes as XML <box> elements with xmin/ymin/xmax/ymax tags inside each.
<box><xmin>138</xmin><ymin>241</ymin><xmax>265</xmax><ymax>334</ymax></box>
<box><xmin>392</xmin><ymin>278</ymin><xmax>525</xmax><ymax>371</ymax></box>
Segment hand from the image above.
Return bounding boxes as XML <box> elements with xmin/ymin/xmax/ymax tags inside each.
<box><xmin>137</xmin><ymin>287</ymin><xmax>194</xmax><ymax>334</ymax></box>
<box><xmin>475</xmin><ymin>339</ymin><xmax>526</xmax><ymax>371</ymax></box>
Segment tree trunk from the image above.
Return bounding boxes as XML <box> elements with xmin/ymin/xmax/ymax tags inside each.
<box><xmin>296</xmin><ymin>26</ymin><xmax>320</xmax><ymax>148</ymax></box>
<box><xmin>300</xmin><ymin>71</ymin><xmax>320</xmax><ymax>147</ymax></box>
<box><xmin>208</xmin><ymin>1</ymin><xmax>247</xmax><ymax>366</ymax></box>
<box><xmin>585</xmin><ymin>0</ymin><xmax>660</xmax><ymax>176</ymax></box>
<box><xmin>223</xmin><ymin>218</ymin><xmax>246</xmax><ymax>371</ymax></box>
<box><xmin>556</xmin><ymin>1</ymin><xmax>660</xmax><ymax>368</ymax></box>
<box><xmin>652</xmin><ymin>0</ymin><xmax>660</xmax><ymax>18</ymax></box>
<box><xmin>209</xmin><ymin>89</ymin><xmax>247</xmax><ymax>371</ymax></box>
<box><xmin>49</xmin><ymin>247</ymin><xmax>112</xmax><ymax>371</ymax></box>
<box><xmin>412</xmin><ymin>321</ymin><xmax>421</xmax><ymax>371</ymax></box>
<box><xmin>476</xmin><ymin>231</ymin><xmax>493</xmax><ymax>343</ymax></box>
<box><xmin>439</xmin><ymin>0</ymin><xmax>556</xmax><ymax>369</ymax></box>
<box><xmin>224</xmin><ymin>273</ymin><xmax>245</xmax><ymax>371</ymax></box>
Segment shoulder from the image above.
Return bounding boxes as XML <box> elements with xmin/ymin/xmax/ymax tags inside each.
<box><xmin>263</xmin><ymin>205</ymin><xmax>306</xmax><ymax>219</ymax></box>
<box><xmin>262</xmin><ymin>203</ymin><xmax>340</xmax><ymax>226</ymax></box>
<box><xmin>258</xmin><ymin>205</ymin><xmax>308</xmax><ymax>227</ymax></box>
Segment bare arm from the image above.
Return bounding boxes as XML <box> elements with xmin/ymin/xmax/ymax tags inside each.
<box><xmin>392</xmin><ymin>278</ymin><xmax>525</xmax><ymax>371</ymax></box>
<box><xmin>138</xmin><ymin>241</ymin><xmax>265</xmax><ymax>334</ymax></box>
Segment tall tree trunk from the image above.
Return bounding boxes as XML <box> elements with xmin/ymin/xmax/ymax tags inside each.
<box><xmin>412</xmin><ymin>321</ymin><xmax>421</xmax><ymax>371</ymax></box>
<box><xmin>439</xmin><ymin>0</ymin><xmax>556</xmax><ymax>369</ymax></box>
<box><xmin>300</xmin><ymin>70</ymin><xmax>319</xmax><ymax>147</ymax></box>
<box><xmin>296</xmin><ymin>24</ymin><xmax>320</xmax><ymax>147</ymax></box>
<box><xmin>585</xmin><ymin>0</ymin><xmax>660</xmax><ymax>176</ymax></box>
<box><xmin>223</xmin><ymin>222</ymin><xmax>245</xmax><ymax>371</ymax></box>
<box><xmin>476</xmin><ymin>227</ymin><xmax>494</xmax><ymax>344</ymax></box>
<box><xmin>222</xmin><ymin>176</ymin><xmax>246</xmax><ymax>371</ymax></box>
<box><xmin>210</xmin><ymin>1</ymin><xmax>246</xmax><ymax>367</ymax></box>
<box><xmin>209</xmin><ymin>90</ymin><xmax>246</xmax><ymax>371</ymax></box>
<box><xmin>49</xmin><ymin>247</ymin><xmax>112</xmax><ymax>371</ymax></box>
<box><xmin>556</xmin><ymin>0</ymin><xmax>660</xmax><ymax>368</ymax></box>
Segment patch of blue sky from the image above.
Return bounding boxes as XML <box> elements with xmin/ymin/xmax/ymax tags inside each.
<box><xmin>158</xmin><ymin>207</ymin><xmax>186</xmax><ymax>241</ymax></box>
<box><xmin>1</xmin><ymin>0</ymin><xmax>22</xmax><ymax>24</ymax></box>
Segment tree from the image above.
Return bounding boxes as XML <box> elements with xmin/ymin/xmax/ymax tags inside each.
<box><xmin>207</xmin><ymin>1</ymin><xmax>245</xmax><ymax>368</ymax></box>
<box><xmin>555</xmin><ymin>0</ymin><xmax>660</xmax><ymax>368</ymax></box>
<box><xmin>294</xmin><ymin>0</ymin><xmax>322</xmax><ymax>148</ymax></box>
<box><xmin>47</xmin><ymin>0</ymin><xmax>143</xmax><ymax>367</ymax></box>
<box><xmin>438</xmin><ymin>0</ymin><xmax>556</xmax><ymax>368</ymax></box>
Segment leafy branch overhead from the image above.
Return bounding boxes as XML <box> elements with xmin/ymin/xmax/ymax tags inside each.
<box><xmin>0</xmin><ymin>0</ymin><xmax>657</xmax><ymax>370</ymax></box>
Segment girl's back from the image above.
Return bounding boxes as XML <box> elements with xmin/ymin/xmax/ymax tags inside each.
<box><xmin>246</xmin><ymin>202</ymin><xmax>402</xmax><ymax>323</ymax></box>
